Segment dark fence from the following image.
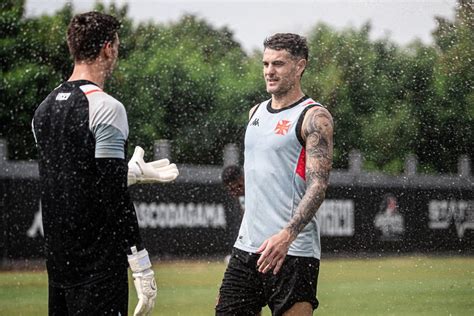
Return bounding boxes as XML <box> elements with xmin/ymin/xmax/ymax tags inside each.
<box><xmin>1</xmin><ymin>140</ymin><xmax>473</xmax><ymax>261</ymax></box>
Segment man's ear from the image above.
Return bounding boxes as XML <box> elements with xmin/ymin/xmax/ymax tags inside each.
<box><xmin>102</xmin><ymin>41</ymin><xmax>113</xmax><ymax>58</ymax></box>
<box><xmin>297</xmin><ymin>59</ymin><xmax>307</xmax><ymax>73</ymax></box>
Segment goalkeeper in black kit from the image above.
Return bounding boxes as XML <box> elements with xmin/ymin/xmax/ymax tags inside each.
<box><xmin>32</xmin><ymin>12</ymin><xmax>178</xmax><ymax>315</ymax></box>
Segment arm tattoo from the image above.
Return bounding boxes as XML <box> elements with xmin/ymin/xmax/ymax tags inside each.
<box><xmin>286</xmin><ymin>107</ymin><xmax>334</xmax><ymax>239</ymax></box>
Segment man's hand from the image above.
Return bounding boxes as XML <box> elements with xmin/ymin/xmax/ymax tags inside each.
<box><xmin>128</xmin><ymin>146</ymin><xmax>179</xmax><ymax>186</ymax></box>
<box><xmin>256</xmin><ymin>229</ymin><xmax>293</xmax><ymax>275</ymax></box>
<box><xmin>128</xmin><ymin>247</ymin><xmax>157</xmax><ymax>316</ymax></box>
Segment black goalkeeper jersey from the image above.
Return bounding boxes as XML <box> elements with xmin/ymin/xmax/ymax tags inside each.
<box><xmin>32</xmin><ymin>80</ymin><xmax>142</xmax><ymax>288</ymax></box>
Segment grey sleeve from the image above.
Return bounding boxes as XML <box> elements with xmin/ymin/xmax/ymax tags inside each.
<box><xmin>93</xmin><ymin>123</ymin><xmax>127</xmax><ymax>159</ymax></box>
<box><xmin>89</xmin><ymin>97</ymin><xmax>129</xmax><ymax>159</ymax></box>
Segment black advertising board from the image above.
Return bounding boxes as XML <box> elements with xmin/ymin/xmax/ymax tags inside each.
<box><xmin>319</xmin><ymin>186</ymin><xmax>473</xmax><ymax>254</ymax></box>
<box><xmin>1</xmin><ymin>179</ymin><xmax>44</xmax><ymax>259</ymax></box>
<box><xmin>1</xmin><ymin>179</ymin><xmax>473</xmax><ymax>260</ymax></box>
<box><xmin>129</xmin><ymin>183</ymin><xmax>237</xmax><ymax>257</ymax></box>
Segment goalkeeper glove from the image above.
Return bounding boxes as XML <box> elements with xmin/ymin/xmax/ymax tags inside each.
<box><xmin>128</xmin><ymin>146</ymin><xmax>179</xmax><ymax>186</ymax></box>
<box><xmin>128</xmin><ymin>246</ymin><xmax>157</xmax><ymax>316</ymax></box>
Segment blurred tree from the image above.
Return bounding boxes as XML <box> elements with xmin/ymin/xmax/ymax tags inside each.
<box><xmin>429</xmin><ymin>0</ymin><xmax>473</xmax><ymax>172</ymax></box>
<box><xmin>1</xmin><ymin>0</ymin><xmax>72</xmax><ymax>159</ymax></box>
<box><xmin>302</xmin><ymin>0</ymin><xmax>472</xmax><ymax>175</ymax></box>
<box><xmin>0</xmin><ymin>0</ymin><xmax>471</xmax><ymax>174</ymax></box>
<box><xmin>304</xmin><ymin>23</ymin><xmax>419</xmax><ymax>173</ymax></box>
<box><xmin>109</xmin><ymin>15</ymin><xmax>262</xmax><ymax>164</ymax></box>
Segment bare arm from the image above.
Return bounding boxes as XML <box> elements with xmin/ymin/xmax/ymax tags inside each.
<box><xmin>286</xmin><ymin>106</ymin><xmax>333</xmax><ymax>238</ymax></box>
<box><xmin>256</xmin><ymin>106</ymin><xmax>333</xmax><ymax>274</ymax></box>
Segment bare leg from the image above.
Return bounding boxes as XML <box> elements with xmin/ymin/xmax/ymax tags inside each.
<box><xmin>282</xmin><ymin>302</ymin><xmax>313</xmax><ymax>316</ymax></box>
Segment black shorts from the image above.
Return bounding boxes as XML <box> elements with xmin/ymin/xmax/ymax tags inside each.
<box><xmin>216</xmin><ymin>247</ymin><xmax>320</xmax><ymax>316</ymax></box>
<box><xmin>48</xmin><ymin>269</ymin><xmax>128</xmax><ymax>316</ymax></box>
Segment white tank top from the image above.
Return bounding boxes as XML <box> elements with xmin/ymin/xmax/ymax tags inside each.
<box><xmin>234</xmin><ymin>96</ymin><xmax>322</xmax><ymax>258</ymax></box>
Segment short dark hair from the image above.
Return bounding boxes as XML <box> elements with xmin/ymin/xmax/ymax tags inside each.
<box><xmin>263</xmin><ymin>33</ymin><xmax>308</xmax><ymax>61</ymax></box>
<box><xmin>221</xmin><ymin>165</ymin><xmax>243</xmax><ymax>186</ymax></box>
<box><xmin>67</xmin><ymin>11</ymin><xmax>120</xmax><ymax>62</ymax></box>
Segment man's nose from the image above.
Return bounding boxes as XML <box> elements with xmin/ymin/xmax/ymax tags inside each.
<box><xmin>265</xmin><ymin>65</ymin><xmax>275</xmax><ymax>76</ymax></box>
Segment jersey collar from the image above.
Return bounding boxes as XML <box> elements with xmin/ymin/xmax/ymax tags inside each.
<box><xmin>267</xmin><ymin>95</ymin><xmax>309</xmax><ymax>113</ymax></box>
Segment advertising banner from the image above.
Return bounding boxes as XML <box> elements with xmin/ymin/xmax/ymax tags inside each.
<box><xmin>1</xmin><ymin>180</ymin><xmax>472</xmax><ymax>260</ymax></box>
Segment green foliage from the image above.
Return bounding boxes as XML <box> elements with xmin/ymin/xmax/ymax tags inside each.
<box><xmin>1</xmin><ymin>1</ymin><xmax>71</xmax><ymax>158</ymax></box>
<box><xmin>300</xmin><ymin>1</ymin><xmax>472</xmax><ymax>173</ymax></box>
<box><xmin>0</xmin><ymin>0</ymin><xmax>472</xmax><ymax>173</ymax></box>
<box><xmin>108</xmin><ymin>15</ymin><xmax>260</xmax><ymax>163</ymax></box>
<box><xmin>428</xmin><ymin>0</ymin><xmax>474</xmax><ymax>172</ymax></box>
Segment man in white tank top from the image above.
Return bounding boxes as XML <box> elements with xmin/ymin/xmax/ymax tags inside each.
<box><xmin>216</xmin><ymin>33</ymin><xmax>334</xmax><ymax>316</ymax></box>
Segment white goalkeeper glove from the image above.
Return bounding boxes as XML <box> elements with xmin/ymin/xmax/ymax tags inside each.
<box><xmin>128</xmin><ymin>146</ymin><xmax>179</xmax><ymax>186</ymax></box>
<box><xmin>128</xmin><ymin>246</ymin><xmax>157</xmax><ymax>316</ymax></box>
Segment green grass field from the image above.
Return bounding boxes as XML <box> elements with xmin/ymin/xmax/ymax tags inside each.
<box><xmin>0</xmin><ymin>255</ymin><xmax>473</xmax><ymax>315</ymax></box>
